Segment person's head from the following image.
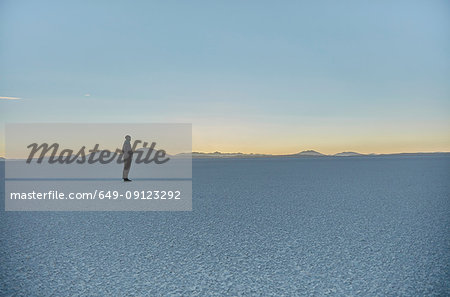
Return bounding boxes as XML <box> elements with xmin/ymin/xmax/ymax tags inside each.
<box><xmin>125</xmin><ymin>135</ymin><xmax>131</xmax><ymax>141</ymax></box>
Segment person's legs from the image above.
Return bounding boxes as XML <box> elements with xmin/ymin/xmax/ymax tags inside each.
<box><xmin>123</xmin><ymin>156</ymin><xmax>132</xmax><ymax>179</ymax></box>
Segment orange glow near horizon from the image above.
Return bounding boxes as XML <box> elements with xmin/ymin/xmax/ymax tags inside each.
<box><xmin>1</xmin><ymin>141</ymin><xmax>450</xmax><ymax>158</ymax></box>
<box><xmin>1</xmin><ymin>121</ymin><xmax>449</xmax><ymax>157</ymax></box>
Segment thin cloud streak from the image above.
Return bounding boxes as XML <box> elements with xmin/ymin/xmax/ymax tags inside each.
<box><xmin>0</xmin><ymin>96</ymin><xmax>21</xmax><ymax>100</ymax></box>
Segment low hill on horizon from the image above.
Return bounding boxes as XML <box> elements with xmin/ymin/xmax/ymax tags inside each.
<box><xmin>334</xmin><ymin>152</ymin><xmax>366</xmax><ymax>157</ymax></box>
<box><xmin>288</xmin><ymin>150</ymin><xmax>326</xmax><ymax>157</ymax></box>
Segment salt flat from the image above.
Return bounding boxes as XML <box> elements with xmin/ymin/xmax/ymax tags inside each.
<box><xmin>0</xmin><ymin>156</ymin><xmax>449</xmax><ymax>296</ymax></box>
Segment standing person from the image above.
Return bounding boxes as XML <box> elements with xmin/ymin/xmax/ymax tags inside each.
<box><xmin>122</xmin><ymin>135</ymin><xmax>133</xmax><ymax>182</ymax></box>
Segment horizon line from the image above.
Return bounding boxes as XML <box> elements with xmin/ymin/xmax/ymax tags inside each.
<box><xmin>1</xmin><ymin>150</ymin><xmax>450</xmax><ymax>159</ymax></box>
<box><xmin>190</xmin><ymin>150</ymin><xmax>450</xmax><ymax>156</ymax></box>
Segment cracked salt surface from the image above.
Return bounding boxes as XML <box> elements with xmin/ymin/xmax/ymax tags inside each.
<box><xmin>1</xmin><ymin>157</ymin><xmax>449</xmax><ymax>296</ymax></box>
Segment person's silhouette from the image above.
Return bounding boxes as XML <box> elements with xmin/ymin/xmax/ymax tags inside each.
<box><xmin>122</xmin><ymin>135</ymin><xmax>133</xmax><ymax>182</ymax></box>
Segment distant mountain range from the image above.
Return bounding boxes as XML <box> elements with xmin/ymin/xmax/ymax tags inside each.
<box><xmin>186</xmin><ymin>150</ymin><xmax>450</xmax><ymax>158</ymax></box>
<box><xmin>2</xmin><ymin>150</ymin><xmax>450</xmax><ymax>160</ymax></box>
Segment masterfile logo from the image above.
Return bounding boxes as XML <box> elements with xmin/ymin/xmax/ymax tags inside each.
<box><xmin>25</xmin><ymin>140</ymin><xmax>170</xmax><ymax>164</ymax></box>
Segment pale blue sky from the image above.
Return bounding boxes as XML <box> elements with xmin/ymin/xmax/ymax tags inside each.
<box><xmin>1</xmin><ymin>0</ymin><xmax>449</xmax><ymax>154</ymax></box>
